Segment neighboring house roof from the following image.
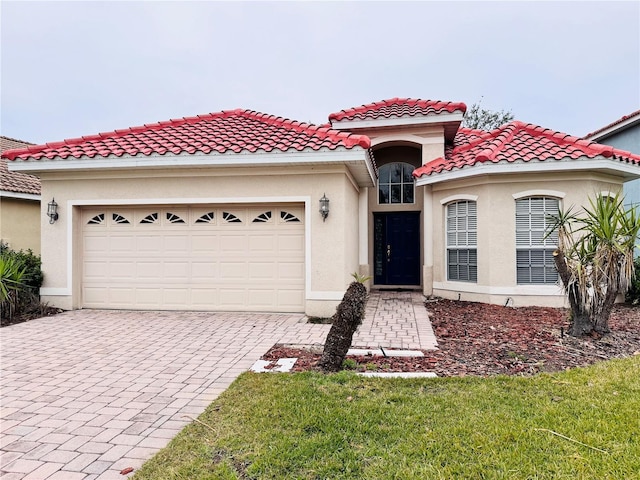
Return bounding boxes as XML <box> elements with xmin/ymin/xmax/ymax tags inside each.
<box><xmin>0</xmin><ymin>136</ymin><xmax>41</xmax><ymax>196</ymax></box>
<box><xmin>328</xmin><ymin>97</ymin><xmax>467</xmax><ymax>123</ymax></box>
<box><xmin>413</xmin><ymin>121</ymin><xmax>640</xmax><ymax>178</ymax></box>
<box><xmin>1</xmin><ymin>109</ymin><xmax>371</xmax><ymax>162</ymax></box>
<box><xmin>584</xmin><ymin>109</ymin><xmax>640</xmax><ymax>141</ymax></box>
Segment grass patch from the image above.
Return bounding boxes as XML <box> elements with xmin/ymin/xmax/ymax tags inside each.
<box><xmin>134</xmin><ymin>357</ymin><xmax>640</xmax><ymax>479</ymax></box>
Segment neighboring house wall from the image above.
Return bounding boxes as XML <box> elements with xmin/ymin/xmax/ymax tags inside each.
<box><xmin>599</xmin><ymin>129</ymin><xmax>640</xmax><ymax>208</ymax></box>
<box><xmin>428</xmin><ymin>172</ymin><xmax>623</xmax><ymax>307</ymax></box>
<box><xmin>0</xmin><ymin>196</ymin><xmax>41</xmax><ymax>253</ymax></box>
<box><xmin>0</xmin><ymin>137</ymin><xmax>41</xmax><ymax>254</ymax></box>
<box><xmin>585</xmin><ymin>111</ymin><xmax>640</xmax><ymax>255</ymax></box>
<box><xmin>585</xmin><ymin>113</ymin><xmax>640</xmax><ymax>208</ymax></box>
<box><xmin>38</xmin><ymin>164</ymin><xmax>360</xmax><ymax>317</ymax></box>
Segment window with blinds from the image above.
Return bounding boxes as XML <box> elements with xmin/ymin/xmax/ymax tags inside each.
<box><xmin>515</xmin><ymin>197</ymin><xmax>559</xmax><ymax>284</ymax></box>
<box><xmin>446</xmin><ymin>200</ymin><xmax>477</xmax><ymax>282</ymax></box>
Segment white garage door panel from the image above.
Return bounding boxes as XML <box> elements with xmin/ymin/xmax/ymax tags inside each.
<box><xmin>82</xmin><ymin>205</ymin><xmax>305</xmax><ymax>312</ymax></box>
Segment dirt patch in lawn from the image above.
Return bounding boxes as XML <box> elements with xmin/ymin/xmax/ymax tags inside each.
<box><xmin>262</xmin><ymin>300</ymin><xmax>640</xmax><ymax>377</ymax></box>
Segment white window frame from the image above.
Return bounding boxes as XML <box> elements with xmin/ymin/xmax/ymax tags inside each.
<box><xmin>377</xmin><ymin>162</ymin><xmax>416</xmax><ymax>205</ymax></box>
<box><xmin>515</xmin><ymin>196</ymin><xmax>560</xmax><ymax>285</ymax></box>
<box><xmin>446</xmin><ymin>200</ymin><xmax>477</xmax><ymax>283</ymax></box>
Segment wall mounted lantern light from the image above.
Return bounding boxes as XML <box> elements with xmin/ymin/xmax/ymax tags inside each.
<box><xmin>47</xmin><ymin>198</ymin><xmax>59</xmax><ymax>224</ymax></box>
<box><xmin>319</xmin><ymin>193</ymin><xmax>330</xmax><ymax>222</ymax></box>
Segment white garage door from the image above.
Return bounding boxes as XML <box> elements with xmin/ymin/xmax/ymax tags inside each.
<box><xmin>81</xmin><ymin>205</ymin><xmax>305</xmax><ymax>312</ymax></box>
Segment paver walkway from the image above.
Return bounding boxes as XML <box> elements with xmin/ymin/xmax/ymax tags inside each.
<box><xmin>0</xmin><ymin>290</ymin><xmax>436</xmax><ymax>479</ymax></box>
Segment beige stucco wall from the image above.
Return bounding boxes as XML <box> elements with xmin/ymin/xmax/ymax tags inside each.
<box><xmin>428</xmin><ymin>171</ymin><xmax>624</xmax><ymax>307</ymax></box>
<box><xmin>38</xmin><ymin>164</ymin><xmax>362</xmax><ymax>316</ymax></box>
<box><xmin>0</xmin><ymin>197</ymin><xmax>41</xmax><ymax>254</ymax></box>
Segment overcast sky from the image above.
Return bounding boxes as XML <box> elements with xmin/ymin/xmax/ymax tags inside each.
<box><xmin>2</xmin><ymin>1</ymin><xmax>639</xmax><ymax>146</ymax></box>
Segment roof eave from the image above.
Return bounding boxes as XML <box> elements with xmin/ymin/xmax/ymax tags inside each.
<box><xmin>415</xmin><ymin>157</ymin><xmax>640</xmax><ymax>187</ymax></box>
<box><xmin>0</xmin><ymin>190</ymin><xmax>41</xmax><ymax>201</ymax></box>
<box><xmin>8</xmin><ymin>147</ymin><xmax>377</xmax><ymax>188</ymax></box>
<box><xmin>584</xmin><ymin>112</ymin><xmax>640</xmax><ymax>141</ymax></box>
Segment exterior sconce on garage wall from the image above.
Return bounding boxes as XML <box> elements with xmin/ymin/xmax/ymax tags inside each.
<box><xmin>47</xmin><ymin>198</ymin><xmax>59</xmax><ymax>224</ymax></box>
<box><xmin>319</xmin><ymin>193</ymin><xmax>330</xmax><ymax>222</ymax></box>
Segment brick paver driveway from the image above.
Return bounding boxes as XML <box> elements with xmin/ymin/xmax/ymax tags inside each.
<box><xmin>0</xmin><ymin>310</ymin><xmax>322</xmax><ymax>479</ymax></box>
<box><xmin>1</xmin><ymin>292</ymin><xmax>436</xmax><ymax>479</ymax></box>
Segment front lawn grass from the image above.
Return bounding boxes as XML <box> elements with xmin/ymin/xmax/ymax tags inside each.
<box><xmin>134</xmin><ymin>356</ymin><xmax>640</xmax><ymax>479</ymax></box>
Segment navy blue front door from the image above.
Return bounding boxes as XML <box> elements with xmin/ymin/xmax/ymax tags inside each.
<box><xmin>373</xmin><ymin>212</ymin><xmax>421</xmax><ymax>285</ymax></box>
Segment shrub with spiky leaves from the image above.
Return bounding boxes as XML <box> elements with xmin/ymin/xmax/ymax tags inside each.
<box><xmin>0</xmin><ymin>242</ymin><xmax>44</xmax><ymax>321</ymax></box>
<box><xmin>551</xmin><ymin>193</ymin><xmax>640</xmax><ymax>336</ymax></box>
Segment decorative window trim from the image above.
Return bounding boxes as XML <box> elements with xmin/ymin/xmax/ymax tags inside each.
<box><xmin>377</xmin><ymin>162</ymin><xmax>416</xmax><ymax>205</ymax></box>
<box><xmin>512</xmin><ymin>190</ymin><xmax>565</xmax><ymax>200</ymax></box>
<box><xmin>599</xmin><ymin>190</ymin><xmax>617</xmax><ymax>199</ymax></box>
<box><xmin>515</xmin><ymin>196</ymin><xmax>560</xmax><ymax>285</ymax></box>
<box><xmin>87</xmin><ymin>213</ymin><xmax>105</xmax><ymax>225</ymax></box>
<box><xmin>440</xmin><ymin>194</ymin><xmax>478</xmax><ymax>205</ymax></box>
<box><xmin>445</xmin><ymin>200</ymin><xmax>477</xmax><ymax>283</ymax></box>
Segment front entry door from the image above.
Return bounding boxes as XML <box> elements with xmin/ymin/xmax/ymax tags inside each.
<box><xmin>374</xmin><ymin>212</ymin><xmax>420</xmax><ymax>286</ymax></box>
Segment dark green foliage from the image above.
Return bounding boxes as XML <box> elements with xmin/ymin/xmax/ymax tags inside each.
<box><xmin>1</xmin><ymin>242</ymin><xmax>43</xmax><ymax>292</ymax></box>
<box><xmin>0</xmin><ymin>242</ymin><xmax>43</xmax><ymax>320</ymax></box>
<box><xmin>625</xmin><ymin>257</ymin><xmax>640</xmax><ymax>305</ymax></box>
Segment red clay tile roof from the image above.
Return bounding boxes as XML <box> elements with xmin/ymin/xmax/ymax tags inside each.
<box><xmin>329</xmin><ymin>98</ymin><xmax>467</xmax><ymax>123</ymax></box>
<box><xmin>1</xmin><ymin>136</ymin><xmax>41</xmax><ymax>196</ymax></box>
<box><xmin>1</xmin><ymin>109</ymin><xmax>371</xmax><ymax>162</ymax></box>
<box><xmin>584</xmin><ymin>109</ymin><xmax>640</xmax><ymax>139</ymax></box>
<box><xmin>414</xmin><ymin>121</ymin><xmax>640</xmax><ymax>178</ymax></box>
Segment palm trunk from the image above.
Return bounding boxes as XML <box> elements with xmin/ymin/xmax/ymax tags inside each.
<box><xmin>554</xmin><ymin>249</ymin><xmax>593</xmax><ymax>336</ymax></box>
<box><xmin>593</xmin><ymin>286</ymin><xmax>617</xmax><ymax>334</ymax></box>
<box><xmin>318</xmin><ymin>282</ymin><xmax>367</xmax><ymax>373</ymax></box>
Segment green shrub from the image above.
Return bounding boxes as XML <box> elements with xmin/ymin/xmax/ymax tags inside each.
<box><xmin>0</xmin><ymin>254</ymin><xmax>27</xmax><ymax>317</ymax></box>
<box><xmin>0</xmin><ymin>242</ymin><xmax>42</xmax><ymax>292</ymax></box>
<box><xmin>626</xmin><ymin>257</ymin><xmax>640</xmax><ymax>305</ymax></box>
<box><xmin>0</xmin><ymin>242</ymin><xmax>43</xmax><ymax>320</ymax></box>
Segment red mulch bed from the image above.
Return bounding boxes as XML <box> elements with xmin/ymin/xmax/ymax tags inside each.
<box><xmin>262</xmin><ymin>300</ymin><xmax>640</xmax><ymax>377</ymax></box>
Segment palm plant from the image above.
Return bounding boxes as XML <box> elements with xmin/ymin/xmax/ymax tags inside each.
<box><xmin>552</xmin><ymin>192</ymin><xmax>640</xmax><ymax>336</ymax></box>
<box><xmin>0</xmin><ymin>253</ymin><xmax>28</xmax><ymax>320</ymax></box>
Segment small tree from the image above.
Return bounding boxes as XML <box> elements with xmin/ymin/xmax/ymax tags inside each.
<box><xmin>552</xmin><ymin>193</ymin><xmax>640</xmax><ymax>336</ymax></box>
<box><xmin>318</xmin><ymin>274</ymin><xmax>369</xmax><ymax>373</ymax></box>
<box><xmin>462</xmin><ymin>101</ymin><xmax>514</xmax><ymax>131</ymax></box>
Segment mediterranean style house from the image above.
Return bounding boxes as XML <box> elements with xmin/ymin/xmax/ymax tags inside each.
<box><xmin>3</xmin><ymin>98</ymin><xmax>640</xmax><ymax>316</ymax></box>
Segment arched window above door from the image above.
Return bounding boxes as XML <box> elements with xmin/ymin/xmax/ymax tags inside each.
<box><xmin>378</xmin><ymin>162</ymin><xmax>415</xmax><ymax>204</ymax></box>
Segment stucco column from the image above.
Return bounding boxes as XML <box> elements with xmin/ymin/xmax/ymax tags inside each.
<box><xmin>358</xmin><ymin>187</ymin><xmax>370</xmax><ymax>286</ymax></box>
<box><xmin>423</xmin><ymin>184</ymin><xmax>434</xmax><ymax>295</ymax></box>
<box><xmin>420</xmin><ymin>131</ymin><xmax>445</xmax><ymax>166</ymax></box>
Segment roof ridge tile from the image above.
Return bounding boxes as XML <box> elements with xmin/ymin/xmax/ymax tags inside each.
<box><xmin>328</xmin><ymin>97</ymin><xmax>467</xmax><ymax>123</ymax></box>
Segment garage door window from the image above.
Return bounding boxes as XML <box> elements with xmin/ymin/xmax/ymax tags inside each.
<box><xmin>253</xmin><ymin>211</ymin><xmax>272</xmax><ymax>223</ymax></box>
<box><xmin>281</xmin><ymin>211</ymin><xmax>300</xmax><ymax>222</ymax></box>
<box><xmin>195</xmin><ymin>212</ymin><xmax>215</xmax><ymax>224</ymax></box>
